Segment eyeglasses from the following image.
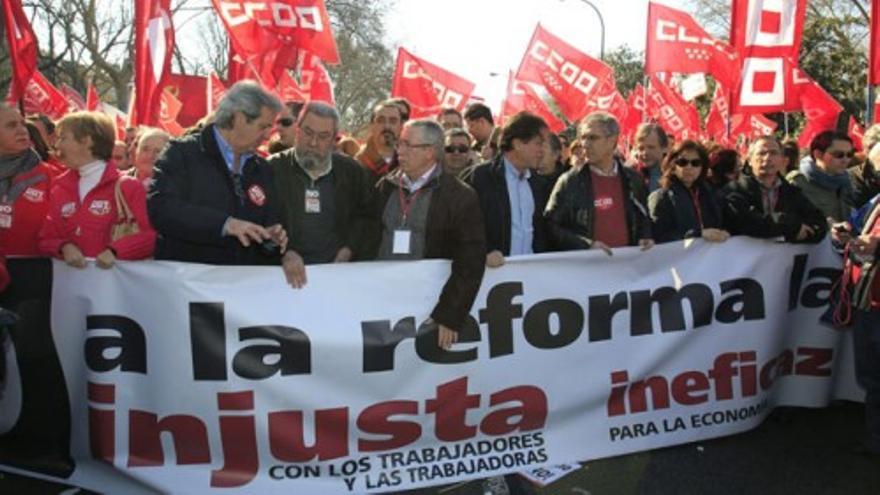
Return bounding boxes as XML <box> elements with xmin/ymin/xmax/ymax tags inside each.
<box><xmin>674</xmin><ymin>157</ymin><xmax>703</xmax><ymax>168</ymax></box>
<box><xmin>398</xmin><ymin>140</ymin><xmax>433</xmax><ymax>150</ymax></box>
<box><xmin>827</xmin><ymin>150</ymin><xmax>855</xmax><ymax>159</ymax></box>
<box><xmin>445</xmin><ymin>145</ymin><xmax>469</xmax><ymax>154</ymax></box>
<box><xmin>299</xmin><ymin>125</ymin><xmax>334</xmax><ymax>143</ymax></box>
<box><xmin>277</xmin><ymin>118</ymin><xmax>295</xmax><ymax>127</ymax></box>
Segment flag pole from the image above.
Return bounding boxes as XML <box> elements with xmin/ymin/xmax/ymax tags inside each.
<box><xmin>783</xmin><ymin>112</ymin><xmax>789</xmax><ymax>138</ymax></box>
<box><xmin>725</xmin><ymin>89</ymin><xmax>732</xmax><ymax>142</ymax></box>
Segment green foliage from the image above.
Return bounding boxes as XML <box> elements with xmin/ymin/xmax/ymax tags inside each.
<box><xmin>603</xmin><ymin>45</ymin><xmax>644</xmax><ymax>97</ymax></box>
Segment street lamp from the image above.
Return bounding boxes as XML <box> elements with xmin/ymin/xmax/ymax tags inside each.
<box><xmin>560</xmin><ymin>0</ymin><xmax>606</xmax><ymax>60</ymax></box>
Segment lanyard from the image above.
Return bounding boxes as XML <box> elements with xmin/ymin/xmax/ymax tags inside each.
<box><xmin>397</xmin><ymin>179</ymin><xmax>425</xmax><ymax>226</ymax></box>
<box><xmin>689</xmin><ymin>187</ymin><xmax>703</xmax><ymax>228</ymax></box>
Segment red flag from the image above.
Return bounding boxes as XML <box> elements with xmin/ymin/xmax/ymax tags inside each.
<box><xmin>586</xmin><ymin>78</ymin><xmax>634</xmax><ymax>137</ymax></box>
<box><xmin>21</xmin><ymin>71</ymin><xmax>69</xmax><ymax>120</ymax></box>
<box><xmin>730</xmin><ymin>0</ymin><xmax>807</xmax><ymax>113</ymax></box>
<box><xmin>796</xmin><ymin>76</ymin><xmax>842</xmax><ymax>148</ymax></box>
<box><xmin>299</xmin><ymin>53</ymin><xmax>335</xmax><ymax>104</ymax></box>
<box><xmin>60</xmin><ymin>84</ymin><xmax>86</xmax><ymax>111</ymax></box>
<box><xmin>705</xmin><ymin>84</ymin><xmax>729</xmax><ymax>142</ymax></box>
<box><xmin>645</xmin><ymin>2</ymin><xmax>739</xmax><ymax>88</ymax></box>
<box><xmin>208</xmin><ymin>72</ymin><xmax>226</xmax><ymax>113</ymax></box>
<box><xmin>500</xmin><ymin>72</ymin><xmax>566</xmax><ymax>133</ymax></box>
<box><xmin>134</xmin><ymin>0</ymin><xmax>174</xmax><ymax>127</ymax></box>
<box><xmin>158</xmin><ymin>89</ymin><xmax>185</xmax><ymax>136</ymax></box>
<box><xmin>391</xmin><ymin>47</ymin><xmax>475</xmax><ymax>119</ymax></box>
<box><xmin>2</xmin><ymin>0</ymin><xmax>38</xmax><ymax>102</ymax></box>
<box><xmin>646</xmin><ymin>75</ymin><xmax>701</xmax><ymax>139</ymax></box>
<box><xmin>277</xmin><ymin>70</ymin><xmax>307</xmax><ymax>103</ymax></box>
<box><xmin>86</xmin><ymin>83</ymin><xmax>100</xmax><ymax>111</ymax></box>
<box><xmin>164</xmin><ymin>74</ymin><xmax>208</xmax><ymax>128</ymax></box>
<box><xmin>515</xmin><ymin>23</ymin><xmax>614</xmax><ymax>122</ymax></box>
<box><xmin>872</xmin><ymin>0</ymin><xmax>880</xmax><ymax>85</ymax></box>
<box><xmin>848</xmin><ymin>116</ymin><xmax>865</xmax><ymax>151</ymax></box>
<box><xmin>212</xmin><ymin>0</ymin><xmax>338</xmax><ymax>72</ymax></box>
<box><xmin>115</xmin><ymin>112</ymin><xmax>127</xmax><ymax>141</ymax></box>
<box><xmin>745</xmin><ymin>114</ymin><xmax>777</xmax><ymax>137</ymax></box>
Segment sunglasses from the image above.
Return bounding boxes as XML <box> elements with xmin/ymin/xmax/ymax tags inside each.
<box><xmin>674</xmin><ymin>157</ymin><xmax>703</xmax><ymax>168</ymax></box>
<box><xmin>277</xmin><ymin>118</ymin><xmax>295</xmax><ymax>127</ymax></box>
<box><xmin>445</xmin><ymin>145</ymin><xmax>469</xmax><ymax>154</ymax></box>
<box><xmin>827</xmin><ymin>150</ymin><xmax>855</xmax><ymax>159</ymax></box>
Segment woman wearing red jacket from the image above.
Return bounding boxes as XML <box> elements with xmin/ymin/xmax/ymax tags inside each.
<box><xmin>39</xmin><ymin>111</ymin><xmax>155</xmax><ymax>268</ymax></box>
<box><xmin>0</xmin><ymin>104</ymin><xmax>57</xmax><ymax>258</ymax></box>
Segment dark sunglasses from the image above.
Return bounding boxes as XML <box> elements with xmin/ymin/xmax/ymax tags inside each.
<box><xmin>827</xmin><ymin>150</ymin><xmax>855</xmax><ymax>159</ymax></box>
<box><xmin>445</xmin><ymin>145</ymin><xmax>469</xmax><ymax>154</ymax></box>
<box><xmin>673</xmin><ymin>157</ymin><xmax>703</xmax><ymax>168</ymax></box>
<box><xmin>277</xmin><ymin>118</ymin><xmax>295</xmax><ymax>127</ymax></box>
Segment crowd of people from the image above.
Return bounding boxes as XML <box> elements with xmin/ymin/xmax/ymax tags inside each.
<box><xmin>1</xmin><ymin>80</ymin><xmax>879</xmax><ymax>469</ymax></box>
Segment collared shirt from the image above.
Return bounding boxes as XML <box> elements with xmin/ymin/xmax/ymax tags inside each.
<box><xmin>77</xmin><ymin>160</ymin><xmax>106</xmax><ymax>201</ymax></box>
<box><xmin>503</xmin><ymin>157</ymin><xmax>534</xmax><ymax>255</ymax></box>
<box><xmin>402</xmin><ymin>164</ymin><xmax>439</xmax><ymax>192</ymax></box>
<box><xmin>759</xmin><ymin>177</ymin><xmax>781</xmax><ymax>219</ymax></box>
<box><xmin>589</xmin><ymin>161</ymin><xmax>619</xmax><ymax>177</ymax></box>
<box><xmin>213</xmin><ymin>126</ymin><xmax>254</xmax><ymax>174</ymax></box>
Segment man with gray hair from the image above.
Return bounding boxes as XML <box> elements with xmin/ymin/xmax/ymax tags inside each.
<box><xmin>371</xmin><ymin>119</ymin><xmax>486</xmax><ymax>349</ymax></box>
<box><xmin>545</xmin><ymin>111</ymin><xmax>653</xmax><ymax>255</ymax></box>
<box><xmin>267</xmin><ymin>101</ymin><xmax>374</xmax><ymax>282</ymax></box>
<box><xmin>149</xmin><ymin>81</ymin><xmax>301</xmax><ymax>284</ymax></box>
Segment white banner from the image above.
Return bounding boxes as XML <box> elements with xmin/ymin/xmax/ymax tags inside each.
<box><xmin>3</xmin><ymin>237</ymin><xmax>861</xmax><ymax>493</ymax></box>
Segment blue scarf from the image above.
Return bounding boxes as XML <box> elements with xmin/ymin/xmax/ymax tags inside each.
<box><xmin>799</xmin><ymin>156</ymin><xmax>852</xmax><ymax>194</ymax></box>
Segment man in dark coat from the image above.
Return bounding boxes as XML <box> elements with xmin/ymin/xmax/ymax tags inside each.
<box><xmin>148</xmin><ymin>81</ymin><xmax>301</xmax><ymax>284</ymax></box>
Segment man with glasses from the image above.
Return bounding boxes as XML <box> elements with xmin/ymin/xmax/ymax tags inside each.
<box><xmin>357</xmin><ymin>100</ymin><xmax>403</xmax><ymax>184</ymax></box>
<box><xmin>545</xmin><ymin>112</ymin><xmax>653</xmax><ymax>255</ymax></box>
<box><xmin>443</xmin><ymin>128</ymin><xmax>475</xmax><ymax>176</ymax></box>
<box><xmin>468</xmin><ymin>111</ymin><xmax>552</xmax><ymax>267</ymax></box>
<box><xmin>722</xmin><ymin>136</ymin><xmax>826</xmax><ymax>243</ymax></box>
<box><xmin>786</xmin><ymin>130</ymin><xmax>856</xmax><ymax>222</ymax></box>
<box><xmin>372</xmin><ymin>119</ymin><xmax>486</xmax><ymax>349</ymax></box>
<box><xmin>267</xmin><ymin>102</ymin><xmax>374</xmax><ymax>285</ymax></box>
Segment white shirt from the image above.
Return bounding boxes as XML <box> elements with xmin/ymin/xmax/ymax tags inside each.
<box><xmin>402</xmin><ymin>164</ymin><xmax>439</xmax><ymax>192</ymax></box>
<box><xmin>78</xmin><ymin>160</ymin><xmax>106</xmax><ymax>202</ymax></box>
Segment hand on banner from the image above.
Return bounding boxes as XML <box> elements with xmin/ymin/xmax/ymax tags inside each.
<box><xmin>830</xmin><ymin>221</ymin><xmax>853</xmax><ymax>244</ymax></box>
<box><xmin>639</xmin><ymin>239</ymin><xmax>655</xmax><ymax>251</ymax></box>
<box><xmin>96</xmin><ymin>249</ymin><xmax>117</xmax><ymax>269</ymax></box>
<box><xmin>590</xmin><ymin>240</ymin><xmax>613</xmax><ymax>256</ymax></box>
<box><xmin>224</xmin><ymin>217</ymin><xmax>270</xmax><ymax>247</ymax></box>
<box><xmin>796</xmin><ymin>224</ymin><xmax>816</xmax><ymax>241</ymax></box>
<box><xmin>282</xmin><ymin>250</ymin><xmax>307</xmax><ymax>289</ymax></box>
<box><xmin>853</xmin><ymin>234</ymin><xmax>880</xmax><ymax>257</ymax></box>
<box><xmin>61</xmin><ymin>243</ymin><xmax>87</xmax><ymax>268</ymax></box>
<box><xmin>438</xmin><ymin>323</ymin><xmax>458</xmax><ymax>350</ymax></box>
<box><xmin>701</xmin><ymin>229</ymin><xmax>730</xmax><ymax>243</ymax></box>
<box><xmin>486</xmin><ymin>250</ymin><xmax>505</xmax><ymax>268</ymax></box>
<box><xmin>334</xmin><ymin>247</ymin><xmax>353</xmax><ymax>263</ymax></box>
<box><xmin>266</xmin><ymin>224</ymin><xmax>288</xmax><ymax>253</ymax></box>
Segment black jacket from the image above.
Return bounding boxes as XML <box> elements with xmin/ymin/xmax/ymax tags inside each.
<box><xmin>544</xmin><ymin>160</ymin><xmax>652</xmax><ymax>250</ymax></box>
<box><xmin>648</xmin><ymin>179</ymin><xmax>724</xmax><ymax>243</ymax></box>
<box><xmin>371</xmin><ymin>171</ymin><xmax>486</xmax><ymax>332</ymax></box>
<box><xmin>466</xmin><ymin>156</ymin><xmax>551</xmax><ymax>255</ymax></box>
<box><xmin>722</xmin><ymin>174</ymin><xmax>827</xmax><ymax>243</ymax></box>
<box><xmin>268</xmin><ymin>150</ymin><xmax>374</xmax><ymax>261</ymax></box>
<box><xmin>148</xmin><ymin>124</ymin><xmax>282</xmax><ymax>265</ymax></box>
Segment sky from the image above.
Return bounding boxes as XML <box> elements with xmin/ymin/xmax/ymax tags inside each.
<box><xmin>384</xmin><ymin>0</ymin><xmax>689</xmax><ymax>110</ymax></box>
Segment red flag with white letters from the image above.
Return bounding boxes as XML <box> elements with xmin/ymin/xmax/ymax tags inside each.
<box><xmin>21</xmin><ymin>71</ymin><xmax>70</xmax><ymax>120</ymax></box>
<box><xmin>60</xmin><ymin>84</ymin><xmax>86</xmax><ymax>111</ymax></box>
<box><xmin>515</xmin><ymin>24</ymin><xmax>614</xmax><ymax>122</ymax></box>
<box><xmin>500</xmin><ymin>72</ymin><xmax>566</xmax><ymax>133</ymax></box>
<box><xmin>645</xmin><ymin>2</ymin><xmax>740</xmax><ymax>88</ymax></box>
<box><xmin>730</xmin><ymin>0</ymin><xmax>807</xmax><ymax>113</ymax></box>
<box><xmin>158</xmin><ymin>89</ymin><xmax>185</xmax><ymax>136</ymax></box>
<box><xmin>646</xmin><ymin>75</ymin><xmax>701</xmax><ymax>139</ymax></box>
<box><xmin>134</xmin><ymin>0</ymin><xmax>174</xmax><ymax>126</ymax></box>
<box><xmin>391</xmin><ymin>47</ymin><xmax>475</xmax><ymax>119</ymax></box>
<box><xmin>2</xmin><ymin>0</ymin><xmax>38</xmax><ymax>102</ymax></box>
<box><xmin>277</xmin><ymin>70</ymin><xmax>307</xmax><ymax>103</ymax></box>
<box><xmin>299</xmin><ymin>53</ymin><xmax>335</xmax><ymax>104</ymax></box>
<box><xmin>586</xmin><ymin>78</ymin><xmax>634</xmax><ymax>137</ymax></box>
<box><xmin>164</xmin><ymin>73</ymin><xmax>208</xmax><ymax>128</ymax></box>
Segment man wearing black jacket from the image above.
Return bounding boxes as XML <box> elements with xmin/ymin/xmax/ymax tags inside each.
<box><xmin>148</xmin><ymin>81</ymin><xmax>302</xmax><ymax>285</ymax></box>
<box><xmin>723</xmin><ymin>136</ymin><xmax>827</xmax><ymax>244</ymax></box>
<box><xmin>468</xmin><ymin>111</ymin><xmax>552</xmax><ymax>267</ymax></box>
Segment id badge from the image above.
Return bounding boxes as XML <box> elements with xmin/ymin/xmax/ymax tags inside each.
<box><xmin>393</xmin><ymin>229</ymin><xmax>411</xmax><ymax>254</ymax></box>
<box><xmin>305</xmin><ymin>188</ymin><xmax>321</xmax><ymax>214</ymax></box>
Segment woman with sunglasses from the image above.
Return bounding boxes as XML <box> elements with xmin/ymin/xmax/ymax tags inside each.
<box><xmin>786</xmin><ymin>129</ymin><xmax>856</xmax><ymax>222</ymax></box>
<box><xmin>649</xmin><ymin>140</ymin><xmax>729</xmax><ymax>243</ymax></box>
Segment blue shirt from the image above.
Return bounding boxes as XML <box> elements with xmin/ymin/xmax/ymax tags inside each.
<box><xmin>503</xmin><ymin>158</ymin><xmax>534</xmax><ymax>256</ymax></box>
<box><xmin>212</xmin><ymin>126</ymin><xmax>254</xmax><ymax>174</ymax></box>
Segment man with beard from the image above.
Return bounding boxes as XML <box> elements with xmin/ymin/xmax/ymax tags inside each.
<box><xmin>356</xmin><ymin>100</ymin><xmax>403</xmax><ymax>183</ymax></box>
<box><xmin>268</xmin><ymin>101</ymin><xmax>374</xmax><ymax>278</ymax></box>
